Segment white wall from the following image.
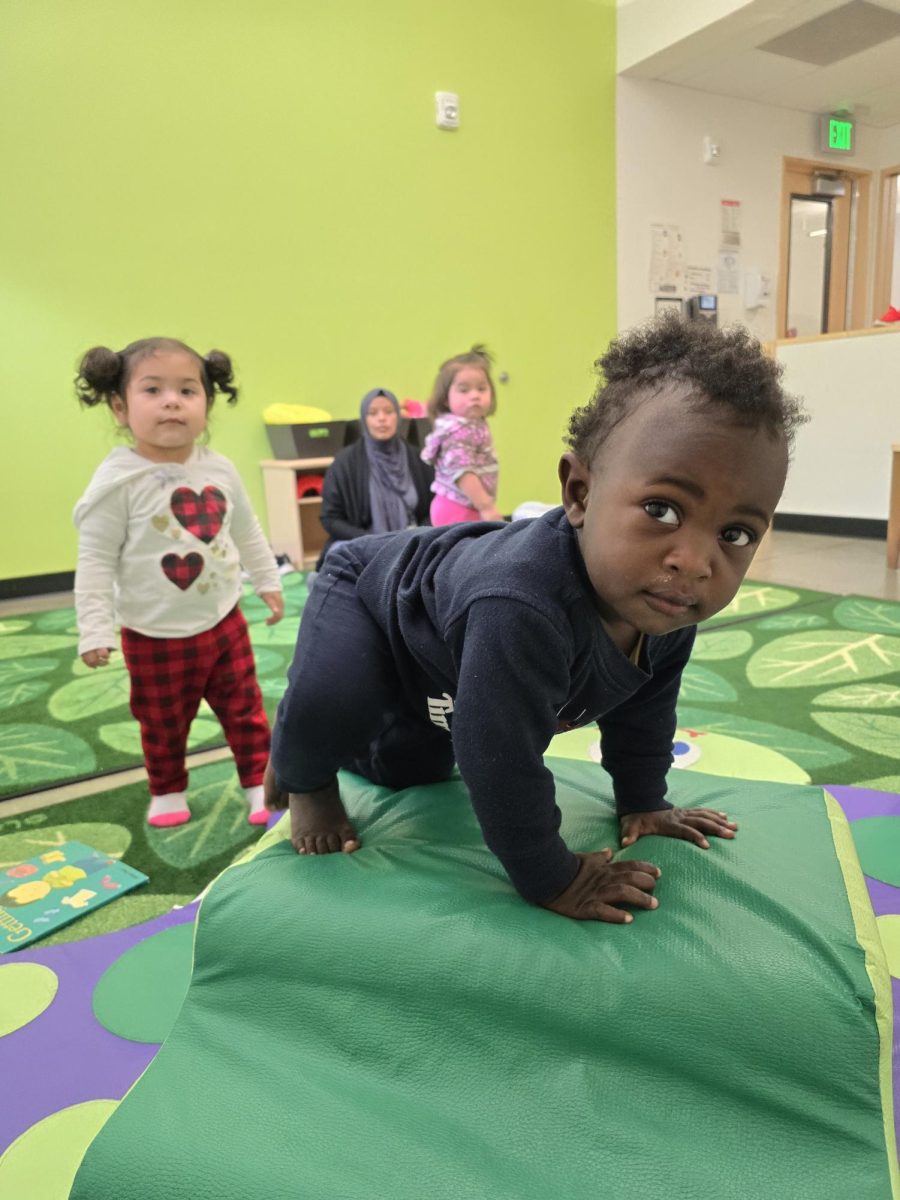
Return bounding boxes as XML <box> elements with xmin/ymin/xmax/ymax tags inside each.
<box><xmin>617</xmin><ymin>77</ymin><xmax>900</xmax><ymax>340</ymax></box>
<box><xmin>776</xmin><ymin>328</ymin><xmax>900</xmax><ymax>520</ymax></box>
<box><xmin>617</xmin><ymin>0</ymin><xmax>752</xmax><ymax>72</ymax></box>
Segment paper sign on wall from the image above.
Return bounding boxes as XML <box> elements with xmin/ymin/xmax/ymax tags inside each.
<box><xmin>648</xmin><ymin>223</ymin><xmax>685</xmax><ymax>295</ymax></box>
<box><xmin>717</xmin><ymin>252</ymin><xmax>740</xmax><ymax>295</ymax></box>
<box><xmin>720</xmin><ymin>199</ymin><xmax>742</xmax><ymax>251</ymax></box>
<box><xmin>684</xmin><ymin>265</ymin><xmax>713</xmax><ymax>295</ymax></box>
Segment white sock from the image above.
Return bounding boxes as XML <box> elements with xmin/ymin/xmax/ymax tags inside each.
<box><xmin>147</xmin><ymin>791</ymin><xmax>191</xmax><ymax>827</ymax></box>
<box><xmin>245</xmin><ymin>784</ymin><xmax>268</xmax><ymax>825</ymax></box>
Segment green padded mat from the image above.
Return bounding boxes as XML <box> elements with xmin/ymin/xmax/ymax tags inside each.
<box><xmin>71</xmin><ymin>761</ymin><xmax>896</xmax><ymax>1200</ymax></box>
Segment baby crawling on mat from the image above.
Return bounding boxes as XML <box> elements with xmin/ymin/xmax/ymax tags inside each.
<box><xmin>265</xmin><ymin>316</ymin><xmax>804</xmax><ymax>922</ymax></box>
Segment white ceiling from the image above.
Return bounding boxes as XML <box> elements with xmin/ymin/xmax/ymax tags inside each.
<box><xmin>619</xmin><ymin>0</ymin><xmax>900</xmax><ymax>128</ymax></box>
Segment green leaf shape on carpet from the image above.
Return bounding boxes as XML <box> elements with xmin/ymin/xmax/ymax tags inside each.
<box><xmin>248</xmin><ymin>647</ymin><xmax>284</xmax><ymax>676</ymax></box>
<box><xmin>146</xmin><ymin>761</ymin><xmax>259</xmax><ymax>868</ymax></box>
<box><xmin>249</xmin><ymin>618</ymin><xmax>304</xmax><ymax>648</ymax></box>
<box><xmin>0</xmin><ymin>620</ymin><xmax>32</xmax><ymax>635</ymax></box>
<box><xmin>849</xmin><ymin>816</ymin><xmax>900</xmax><ymax>887</ymax></box>
<box><xmin>0</xmin><ymin>679</ymin><xmax>52</xmax><ymax>710</ymax></box>
<box><xmin>690</xmin><ymin>629</ymin><xmax>753</xmax><ymax>660</ymax></box>
<box><xmin>676</xmin><ymin>707</ymin><xmax>852</xmax><ymax>769</ymax></box>
<box><xmin>40</xmin><ymin>894</ymin><xmax>194</xmax><ymax>946</ymax></box>
<box><xmin>833</xmin><ymin>596</ymin><xmax>900</xmax><ymax>634</ymax></box>
<box><xmin>0</xmin><ymin>822</ymin><xmax>132</xmax><ymax>870</ymax></box>
<box><xmin>0</xmin><ymin>1101</ymin><xmax>118</xmax><ymax>1195</ymax></box>
<box><xmin>756</xmin><ymin>612</ymin><xmax>830</xmax><ymax>631</ymax></box>
<box><xmin>0</xmin><ymin>725</ymin><xmax>96</xmax><ymax>788</ymax></box>
<box><xmin>679</xmin><ymin>665</ymin><xmax>738</xmax><ymax>703</ymax></box>
<box><xmin>547</xmin><ymin>725</ymin><xmax>811</xmax><ymax>784</ymax></box>
<box><xmin>813</xmin><ymin>683</ymin><xmax>900</xmax><ymax>709</ymax></box>
<box><xmin>70</xmin><ymin>651</ymin><xmax>126</xmax><ymax>676</ymax></box>
<box><xmin>0</xmin><ymin>962</ymin><xmax>58</xmax><ymax>1036</ymax></box>
<box><xmin>0</xmin><ymin>634</ymin><xmax>77</xmax><ymax>661</ymax></box>
<box><xmin>92</xmin><ymin>922</ymin><xmax>195</xmax><ymax>1043</ymax></box>
<box><xmin>810</xmin><ymin>712</ymin><xmax>900</xmax><ymax>760</ymax></box>
<box><xmin>259</xmin><ymin>677</ymin><xmax>289</xmax><ymax>700</ymax></box>
<box><xmin>746</xmin><ymin>630</ymin><xmax>900</xmax><ymax>689</ymax></box>
<box><xmin>0</xmin><ymin>657</ymin><xmax>59</xmax><ymax>685</ymax></box>
<box><xmin>707</xmin><ymin>583</ymin><xmax>801</xmax><ymax>622</ymax></box>
<box><xmin>34</xmin><ymin>608</ymin><xmax>79</xmax><ymax>634</ymax></box>
<box><xmin>857</xmin><ymin>776</ymin><xmax>900</xmax><ymax>792</ymax></box>
<box><xmin>676</xmin><ymin>730</ymin><xmax>810</xmax><ymax>784</ymax></box>
<box><xmin>48</xmin><ymin>671</ymin><xmax>132</xmax><ymax>722</ymax></box>
<box><xmin>97</xmin><ymin>717</ymin><xmax>222</xmax><ymax>755</ymax></box>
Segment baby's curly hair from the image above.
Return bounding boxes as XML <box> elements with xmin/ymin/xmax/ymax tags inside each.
<box><xmin>566</xmin><ymin>316</ymin><xmax>806</xmax><ymax>464</ymax></box>
<box><xmin>75</xmin><ymin>337</ymin><xmax>238</xmax><ymax>409</ymax></box>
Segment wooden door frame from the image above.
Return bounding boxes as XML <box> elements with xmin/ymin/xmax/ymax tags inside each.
<box><xmin>873</xmin><ymin>164</ymin><xmax>900</xmax><ymax>318</ymax></box>
<box><xmin>777</xmin><ymin>156</ymin><xmax>872</xmax><ymax>337</ymax></box>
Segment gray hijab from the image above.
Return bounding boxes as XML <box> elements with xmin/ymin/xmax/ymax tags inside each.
<box><xmin>360</xmin><ymin>388</ymin><xmax>417</xmax><ymax>534</ymax></box>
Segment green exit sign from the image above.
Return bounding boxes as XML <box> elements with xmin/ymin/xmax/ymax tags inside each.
<box><xmin>819</xmin><ymin>113</ymin><xmax>855</xmax><ymax>155</ymax></box>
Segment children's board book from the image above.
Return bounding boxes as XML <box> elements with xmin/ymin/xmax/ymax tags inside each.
<box><xmin>0</xmin><ymin>841</ymin><xmax>148</xmax><ymax>953</ymax></box>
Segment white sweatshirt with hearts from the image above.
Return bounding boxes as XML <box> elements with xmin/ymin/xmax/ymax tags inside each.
<box><xmin>73</xmin><ymin>446</ymin><xmax>281</xmax><ymax>654</ymax></box>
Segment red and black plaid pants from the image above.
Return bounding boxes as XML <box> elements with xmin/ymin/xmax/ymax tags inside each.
<box><xmin>120</xmin><ymin>606</ymin><xmax>270</xmax><ymax>796</ymax></box>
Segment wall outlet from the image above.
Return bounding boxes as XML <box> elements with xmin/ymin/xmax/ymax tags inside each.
<box><xmin>435</xmin><ymin>92</ymin><xmax>459</xmax><ymax>130</ymax></box>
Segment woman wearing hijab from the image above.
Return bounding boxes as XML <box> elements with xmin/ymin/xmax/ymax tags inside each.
<box><xmin>316</xmin><ymin>388</ymin><xmax>433</xmax><ymax>567</ymax></box>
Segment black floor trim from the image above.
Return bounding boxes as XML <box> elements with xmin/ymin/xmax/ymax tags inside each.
<box><xmin>0</xmin><ymin>571</ymin><xmax>75</xmax><ymax>601</ymax></box>
<box><xmin>773</xmin><ymin>513</ymin><xmax>887</xmax><ymax>540</ymax></box>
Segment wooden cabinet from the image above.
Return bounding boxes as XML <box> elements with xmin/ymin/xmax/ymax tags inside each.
<box><xmin>260</xmin><ymin>456</ymin><xmax>332</xmax><ymax>568</ymax></box>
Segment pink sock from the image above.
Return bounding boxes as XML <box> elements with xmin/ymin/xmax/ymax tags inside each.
<box><xmin>245</xmin><ymin>784</ymin><xmax>268</xmax><ymax>825</ymax></box>
<box><xmin>147</xmin><ymin>792</ymin><xmax>191</xmax><ymax>828</ymax></box>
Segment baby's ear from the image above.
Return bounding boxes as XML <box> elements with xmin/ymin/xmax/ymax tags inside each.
<box><xmin>110</xmin><ymin>395</ymin><xmax>129</xmax><ymax>427</ymax></box>
<box><xmin>558</xmin><ymin>452</ymin><xmax>590</xmax><ymax>528</ymax></box>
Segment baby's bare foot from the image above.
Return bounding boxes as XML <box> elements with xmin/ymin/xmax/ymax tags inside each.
<box><xmin>289</xmin><ymin>781</ymin><xmax>360</xmax><ymax>855</ymax></box>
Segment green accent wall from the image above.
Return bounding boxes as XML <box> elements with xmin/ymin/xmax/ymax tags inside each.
<box><xmin>0</xmin><ymin>0</ymin><xmax>616</xmax><ymax>582</ymax></box>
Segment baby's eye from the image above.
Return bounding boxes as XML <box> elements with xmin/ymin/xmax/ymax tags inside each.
<box><xmin>721</xmin><ymin>526</ymin><xmax>754</xmax><ymax>547</ymax></box>
<box><xmin>644</xmin><ymin>500</ymin><xmax>678</xmax><ymax>525</ymax></box>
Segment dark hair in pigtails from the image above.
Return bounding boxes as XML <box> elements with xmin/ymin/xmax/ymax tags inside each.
<box><xmin>75</xmin><ymin>346</ymin><xmax>126</xmax><ymax>407</ymax></box>
<box><xmin>428</xmin><ymin>343</ymin><xmax>497</xmax><ymax>419</ymax></box>
<box><xmin>74</xmin><ymin>337</ymin><xmax>240</xmax><ymax>411</ymax></box>
<box><xmin>203</xmin><ymin>350</ymin><xmax>239</xmax><ymax>405</ymax></box>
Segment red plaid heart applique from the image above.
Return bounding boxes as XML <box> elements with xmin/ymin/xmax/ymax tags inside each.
<box><xmin>170</xmin><ymin>486</ymin><xmax>227</xmax><ymax>544</ymax></box>
<box><xmin>161</xmin><ymin>552</ymin><xmax>205</xmax><ymax>590</ymax></box>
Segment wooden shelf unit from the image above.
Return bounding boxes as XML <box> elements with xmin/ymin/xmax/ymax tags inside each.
<box><xmin>260</xmin><ymin>456</ymin><xmax>332</xmax><ymax>568</ymax></box>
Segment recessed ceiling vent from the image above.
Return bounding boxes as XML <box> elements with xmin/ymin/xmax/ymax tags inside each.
<box><xmin>757</xmin><ymin>0</ymin><xmax>900</xmax><ymax>66</ymax></box>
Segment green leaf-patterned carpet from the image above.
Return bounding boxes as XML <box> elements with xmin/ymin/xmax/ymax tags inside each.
<box><xmin>0</xmin><ymin>574</ymin><xmax>309</xmax><ymax>800</ymax></box>
<box><xmin>549</xmin><ymin>585</ymin><xmax>900</xmax><ymax>793</ymax></box>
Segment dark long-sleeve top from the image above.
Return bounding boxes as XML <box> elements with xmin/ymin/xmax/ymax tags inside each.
<box><xmin>335</xmin><ymin>508</ymin><xmax>696</xmax><ymax>903</ymax></box>
<box><xmin>317</xmin><ymin>440</ymin><xmax>434</xmax><ymax>564</ymax></box>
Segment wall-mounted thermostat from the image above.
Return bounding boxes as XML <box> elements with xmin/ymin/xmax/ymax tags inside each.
<box><xmin>435</xmin><ymin>92</ymin><xmax>459</xmax><ymax>130</ymax></box>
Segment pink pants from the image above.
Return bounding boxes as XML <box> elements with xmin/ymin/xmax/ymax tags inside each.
<box><xmin>430</xmin><ymin>494</ymin><xmax>482</xmax><ymax>526</ymax></box>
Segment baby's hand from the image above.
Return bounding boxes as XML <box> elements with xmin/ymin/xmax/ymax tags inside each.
<box><xmin>620</xmin><ymin>807</ymin><xmax>738</xmax><ymax>850</ymax></box>
<box><xmin>81</xmin><ymin>648</ymin><xmax>112</xmax><ymax>669</ymax></box>
<box><xmin>479</xmin><ymin>506</ymin><xmax>505</xmax><ymax>522</ymax></box>
<box><xmin>260</xmin><ymin>590</ymin><xmax>284</xmax><ymax>625</ymax></box>
<box><xmin>541</xmin><ymin>849</ymin><xmax>660</xmax><ymax>923</ymax></box>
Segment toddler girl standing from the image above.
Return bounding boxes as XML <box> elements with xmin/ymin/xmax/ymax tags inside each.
<box><xmin>420</xmin><ymin>345</ymin><xmax>502</xmax><ymax>524</ymax></box>
<box><xmin>73</xmin><ymin>337</ymin><xmax>283</xmax><ymax>828</ymax></box>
